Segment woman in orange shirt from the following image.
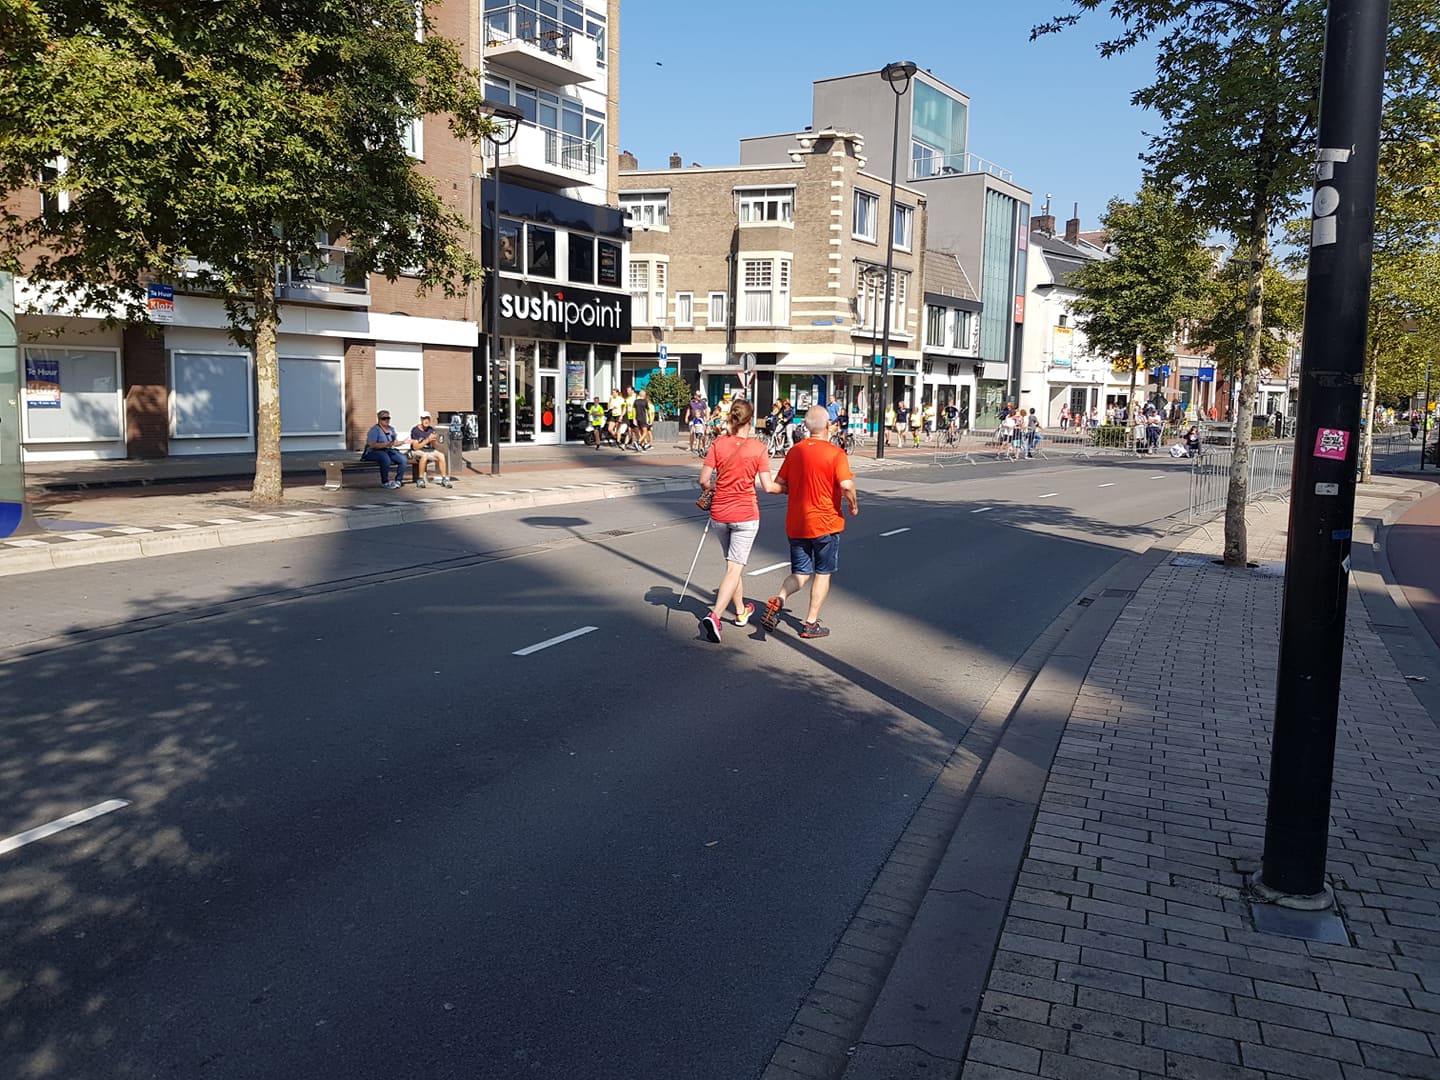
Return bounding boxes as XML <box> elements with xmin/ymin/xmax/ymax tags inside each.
<box><xmin>696</xmin><ymin>399</ymin><xmax>782</xmax><ymax>643</ymax></box>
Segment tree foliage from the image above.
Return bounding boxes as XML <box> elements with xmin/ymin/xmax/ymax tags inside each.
<box><xmin>0</xmin><ymin>0</ymin><xmax>497</xmax><ymax>503</ymax></box>
<box><xmin>1067</xmin><ymin>185</ymin><xmax>1213</xmax><ymax>395</ymax></box>
<box><xmin>1035</xmin><ymin>0</ymin><xmax>1439</xmax><ymax>563</ymax></box>
<box><xmin>1192</xmin><ymin>258</ymin><xmax>1304</xmax><ymax>383</ymax></box>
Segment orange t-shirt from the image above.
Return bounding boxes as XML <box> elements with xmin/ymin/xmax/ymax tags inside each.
<box><xmin>704</xmin><ymin>434</ymin><xmax>770</xmax><ymax>523</ymax></box>
<box><xmin>776</xmin><ymin>437</ymin><xmax>854</xmax><ymax>538</ymax></box>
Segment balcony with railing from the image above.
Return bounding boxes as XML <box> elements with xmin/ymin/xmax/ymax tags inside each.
<box><xmin>497</xmin><ymin>121</ymin><xmax>599</xmax><ymax>187</ymax></box>
<box><xmin>483</xmin><ymin>5</ymin><xmax>600</xmax><ymax>85</ymax></box>
<box><xmin>909</xmin><ymin>150</ymin><xmax>1015</xmax><ymax>183</ymax></box>
<box><xmin>276</xmin><ymin>245</ymin><xmax>370</xmax><ymax>307</ymax></box>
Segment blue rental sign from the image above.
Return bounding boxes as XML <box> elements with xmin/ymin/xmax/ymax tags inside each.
<box><xmin>1197</xmin><ymin>366</ymin><xmax>1216</xmax><ymax>382</ymax></box>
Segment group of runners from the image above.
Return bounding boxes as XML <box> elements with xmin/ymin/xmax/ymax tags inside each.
<box><xmin>585</xmin><ymin>388</ymin><xmax>657</xmax><ymax>452</ymax></box>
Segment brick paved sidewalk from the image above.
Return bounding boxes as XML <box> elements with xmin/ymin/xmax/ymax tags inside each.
<box><xmin>964</xmin><ymin>501</ymin><xmax>1440</xmax><ymax>1079</ymax></box>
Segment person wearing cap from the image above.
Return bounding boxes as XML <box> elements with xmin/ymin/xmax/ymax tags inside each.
<box><xmin>408</xmin><ymin>411</ymin><xmax>452</xmax><ymax>488</ymax></box>
<box><xmin>364</xmin><ymin>409</ymin><xmax>409</xmax><ymax>489</ymax></box>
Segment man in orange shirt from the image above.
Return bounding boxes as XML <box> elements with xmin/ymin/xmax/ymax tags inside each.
<box><xmin>761</xmin><ymin>406</ymin><xmax>859</xmax><ymax>639</ymax></box>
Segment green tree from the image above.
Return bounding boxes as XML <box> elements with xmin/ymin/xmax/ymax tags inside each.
<box><xmin>0</xmin><ymin>0</ymin><xmax>495</xmax><ymax>504</ymax></box>
<box><xmin>642</xmin><ymin>371</ymin><xmax>691</xmax><ymax>420</ymax></box>
<box><xmin>1036</xmin><ymin>0</ymin><xmax>1440</xmax><ymax>563</ymax></box>
<box><xmin>1067</xmin><ymin>186</ymin><xmax>1213</xmax><ymax>407</ymax></box>
<box><xmin>1192</xmin><ymin>256</ymin><xmax>1304</xmax><ymax>401</ymax></box>
<box><xmin>1035</xmin><ymin>0</ymin><xmax>1324</xmax><ymax>565</ymax></box>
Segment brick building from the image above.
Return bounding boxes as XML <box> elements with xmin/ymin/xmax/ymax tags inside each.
<box><xmin>617</xmin><ymin>129</ymin><xmax>928</xmax><ymax>429</ymax></box>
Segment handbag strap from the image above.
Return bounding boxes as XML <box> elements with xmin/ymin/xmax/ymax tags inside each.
<box><xmin>713</xmin><ymin>435</ymin><xmax>747</xmax><ymax>480</ymax></box>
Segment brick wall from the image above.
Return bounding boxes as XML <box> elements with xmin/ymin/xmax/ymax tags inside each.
<box><xmin>345</xmin><ymin>340</ymin><xmax>377</xmax><ymax>450</ymax></box>
<box><xmin>424</xmin><ymin>345</ymin><xmax>475</xmax><ymax>415</ymax></box>
<box><xmin>123</xmin><ymin>326</ymin><xmax>169</xmax><ymax>458</ymax></box>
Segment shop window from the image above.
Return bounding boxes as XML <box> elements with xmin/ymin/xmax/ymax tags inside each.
<box><xmin>497</xmin><ymin>218</ymin><xmax>521</xmax><ymax>271</ymax></box>
<box><xmin>172</xmin><ymin>352</ymin><xmax>252</xmax><ymax>438</ymax></box>
<box><xmin>279</xmin><ymin>357</ymin><xmax>344</xmax><ymax>435</ymax></box>
<box><xmin>597</xmin><ymin>240</ymin><xmax>621</xmax><ymax>287</ymax></box>
<box><xmin>528</xmin><ymin>225</ymin><xmax>556</xmax><ymax>278</ymax></box>
<box><xmin>568</xmin><ymin>234</ymin><xmax>594</xmax><ymax>283</ymax></box>
<box><xmin>21</xmin><ymin>346</ymin><xmax>122</xmax><ymax>442</ymax></box>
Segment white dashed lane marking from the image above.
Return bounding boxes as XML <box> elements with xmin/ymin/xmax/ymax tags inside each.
<box><xmin>1098</xmin><ymin>483</ymin><xmax>1115</xmax><ymax>488</ymax></box>
<box><xmin>880</xmin><ymin>528</ymin><xmax>911</xmax><ymax>537</ymax></box>
<box><xmin>970</xmin><ymin>507</ymin><xmax>994</xmax><ymax>514</ymax></box>
<box><xmin>513</xmin><ymin>626</ymin><xmax>598</xmax><ymax>657</ymax></box>
<box><xmin>748</xmin><ymin>562</ymin><xmax>789</xmax><ymax>576</ymax></box>
<box><xmin>0</xmin><ymin>800</ymin><xmax>130</xmax><ymax>858</ymax></box>
<box><xmin>1038</xmin><ymin>493</ymin><xmax>1059</xmax><ymax>499</ymax></box>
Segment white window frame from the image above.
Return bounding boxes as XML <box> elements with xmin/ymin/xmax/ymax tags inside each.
<box><xmin>675</xmin><ymin>291</ymin><xmax>694</xmax><ymax>327</ymax></box>
<box><xmin>738</xmin><ymin>258</ymin><xmax>790</xmax><ymax>328</ymax></box>
<box><xmin>629</xmin><ymin>257</ymin><xmax>668</xmax><ymax>326</ymax></box>
<box><xmin>855</xmin><ymin>265</ymin><xmax>908</xmax><ymax>334</ymax></box>
<box><xmin>171</xmin><ymin>351</ymin><xmax>255</xmax><ymax>439</ymax></box>
<box><xmin>926</xmin><ymin>305</ymin><xmax>946</xmax><ymax>348</ymax></box>
<box><xmin>951</xmin><ymin>309</ymin><xmax>973</xmax><ymax>351</ymax></box>
<box><xmin>894</xmin><ymin>204</ymin><xmax>914</xmax><ymax>251</ymax></box>
<box><xmin>403</xmin><ymin>117</ymin><xmax>423</xmax><ymax>160</ymax></box>
<box><xmin>853</xmin><ymin>189</ymin><xmax>879</xmax><ymax>242</ymax></box>
<box><xmin>707</xmin><ymin>291</ymin><xmax>727</xmax><ymax>329</ymax></box>
<box><xmin>736</xmin><ymin>186</ymin><xmax>795</xmax><ymax>224</ymax></box>
<box><xmin>619</xmin><ymin>191</ymin><xmax>669</xmax><ymax>230</ymax></box>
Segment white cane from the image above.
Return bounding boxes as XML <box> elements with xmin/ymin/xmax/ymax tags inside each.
<box><xmin>670</xmin><ymin>517</ymin><xmax>712</xmax><ymax>627</ymax></box>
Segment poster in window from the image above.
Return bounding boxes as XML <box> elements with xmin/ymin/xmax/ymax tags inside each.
<box><xmin>528</xmin><ymin>226</ymin><xmax>556</xmax><ymax>278</ymax></box>
<box><xmin>598</xmin><ymin>240</ymin><xmax>620</xmax><ymax>287</ymax></box>
<box><xmin>566</xmin><ymin>359</ymin><xmax>586</xmax><ymax>402</ymax></box>
<box><xmin>24</xmin><ymin>355</ymin><xmax>61</xmax><ymax>408</ymax></box>
<box><xmin>498</xmin><ymin>219</ymin><xmax>520</xmax><ymax>271</ymax></box>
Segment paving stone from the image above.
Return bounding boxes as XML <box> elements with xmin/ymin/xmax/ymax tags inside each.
<box><xmin>1328</xmin><ymin>1013</ymin><xmax>1435</xmax><ymax>1054</ymax></box>
<box><xmin>1240</xmin><ymin>1039</ymin><xmax>1347</xmax><ymax>1079</ymax></box>
<box><xmin>1163</xmin><ymin>1004</ymin><xmax>1260</xmax><ymax>1042</ymax></box>
<box><xmin>1066</xmin><ymin>1030</ymin><xmax>1164</xmax><ymax>1073</ymax></box>
<box><xmin>972</xmin><ymin>1012</ymin><xmax>1069</xmax><ymax>1053</ymax></box>
<box><xmin>981</xmin><ymin>990</ymin><xmax>1053</xmax><ymax>1025</ymax></box>
<box><xmin>967</xmin><ymin>1036</ymin><xmax>1042</xmax><ymax>1073</ymax></box>
<box><xmin>1037</xmin><ymin>1050</ymin><xmax>1140</xmax><ymax>1080</ymax></box>
<box><xmin>1257</xmin><ymin>1021</ymin><xmax>1363</xmax><ymax>1063</ymax></box>
<box><xmin>1047</xmin><ymin>1003</ymin><xmax>1143</xmax><ymax>1043</ymax></box>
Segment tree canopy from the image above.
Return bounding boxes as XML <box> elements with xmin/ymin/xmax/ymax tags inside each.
<box><xmin>1067</xmin><ymin>185</ymin><xmax>1213</xmax><ymax>377</ymax></box>
<box><xmin>0</xmin><ymin>0</ymin><xmax>497</xmax><ymax>502</ymax></box>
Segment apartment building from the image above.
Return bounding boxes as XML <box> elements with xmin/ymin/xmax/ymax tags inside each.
<box><xmin>742</xmin><ymin>69</ymin><xmax>1032</xmax><ymax>428</ymax></box>
<box><xmin>617</xmin><ymin>130</ymin><xmax>926</xmax><ymax>427</ymax></box>
<box><xmin>478</xmin><ymin>0</ymin><xmax>629</xmax><ymax>446</ymax></box>
<box><xmin>9</xmin><ymin>0</ymin><xmax>626</xmax><ymax>460</ymax></box>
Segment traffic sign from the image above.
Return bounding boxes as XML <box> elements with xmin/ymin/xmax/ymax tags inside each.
<box><xmin>658</xmin><ymin>344</ymin><xmax>668</xmax><ymax>363</ymax></box>
<box><xmin>740</xmin><ymin>352</ymin><xmax>756</xmax><ymax>372</ymax></box>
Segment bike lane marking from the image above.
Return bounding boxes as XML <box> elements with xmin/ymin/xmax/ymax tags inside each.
<box><xmin>1</xmin><ymin>799</ymin><xmax>130</xmax><ymax>858</ymax></box>
<box><xmin>513</xmin><ymin>626</ymin><xmax>598</xmax><ymax>657</ymax></box>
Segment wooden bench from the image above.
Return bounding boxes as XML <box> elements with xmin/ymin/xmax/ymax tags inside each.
<box><xmin>322</xmin><ymin>456</ymin><xmax>421</xmax><ymax>491</ymax></box>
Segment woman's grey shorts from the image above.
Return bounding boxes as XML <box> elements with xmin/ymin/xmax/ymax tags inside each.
<box><xmin>712</xmin><ymin>519</ymin><xmax>760</xmax><ymax>565</ymax></box>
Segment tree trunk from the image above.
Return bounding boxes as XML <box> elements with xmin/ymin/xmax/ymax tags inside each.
<box><xmin>1222</xmin><ymin>223</ymin><xmax>1268</xmax><ymax>567</ymax></box>
<box><xmin>251</xmin><ymin>267</ymin><xmax>284</xmax><ymax>506</ymax></box>
<box><xmin>1358</xmin><ymin>336</ymin><xmax>1379</xmax><ymax>483</ymax></box>
<box><xmin>1127</xmin><ymin>349</ymin><xmax>1138</xmax><ymax>414</ymax></box>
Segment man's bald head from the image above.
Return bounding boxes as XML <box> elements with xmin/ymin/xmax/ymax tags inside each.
<box><xmin>804</xmin><ymin>406</ymin><xmax>830</xmax><ymax>434</ymax></box>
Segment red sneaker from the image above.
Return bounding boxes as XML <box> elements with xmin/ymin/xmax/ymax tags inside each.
<box><xmin>761</xmin><ymin>597</ymin><xmax>784</xmax><ymax>632</ymax></box>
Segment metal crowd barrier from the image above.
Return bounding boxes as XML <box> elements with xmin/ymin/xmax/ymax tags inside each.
<box><xmin>1187</xmin><ymin>443</ymin><xmax>1291</xmax><ymax>524</ymax></box>
<box><xmin>1368</xmin><ymin>431</ymin><xmax>1419</xmax><ymax>472</ymax></box>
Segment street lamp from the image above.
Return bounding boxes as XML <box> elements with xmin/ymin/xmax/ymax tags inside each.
<box><xmin>481</xmin><ymin>100</ymin><xmax>523</xmax><ymax>477</ymax></box>
<box><xmin>875</xmin><ymin>59</ymin><xmax>918</xmax><ymax>461</ymax></box>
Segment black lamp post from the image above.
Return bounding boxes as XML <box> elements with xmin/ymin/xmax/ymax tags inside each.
<box><xmin>481</xmin><ymin>101</ymin><xmax>523</xmax><ymax>476</ymax></box>
<box><xmin>875</xmin><ymin>60</ymin><xmax>918</xmax><ymax>461</ymax></box>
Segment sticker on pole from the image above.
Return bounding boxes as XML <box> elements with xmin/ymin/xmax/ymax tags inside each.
<box><xmin>1313</xmin><ymin>428</ymin><xmax>1350</xmax><ymax>460</ymax></box>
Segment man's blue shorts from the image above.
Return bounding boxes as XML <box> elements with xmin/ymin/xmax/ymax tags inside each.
<box><xmin>789</xmin><ymin>533</ymin><xmax>840</xmax><ymax>576</ymax></box>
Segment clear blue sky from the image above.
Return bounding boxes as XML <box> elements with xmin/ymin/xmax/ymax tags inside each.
<box><xmin>618</xmin><ymin>0</ymin><xmax>1159</xmax><ymax>232</ymax></box>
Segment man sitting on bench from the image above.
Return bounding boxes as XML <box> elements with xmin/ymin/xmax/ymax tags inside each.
<box><xmin>364</xmin><ymin>410</ymin><xmax>409</xmax><ymax>489</ymax></box>
<box><xmin>409</xmin><ymin>411</ymin><xmax>453</xmax><ymax>488</ymax></box>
